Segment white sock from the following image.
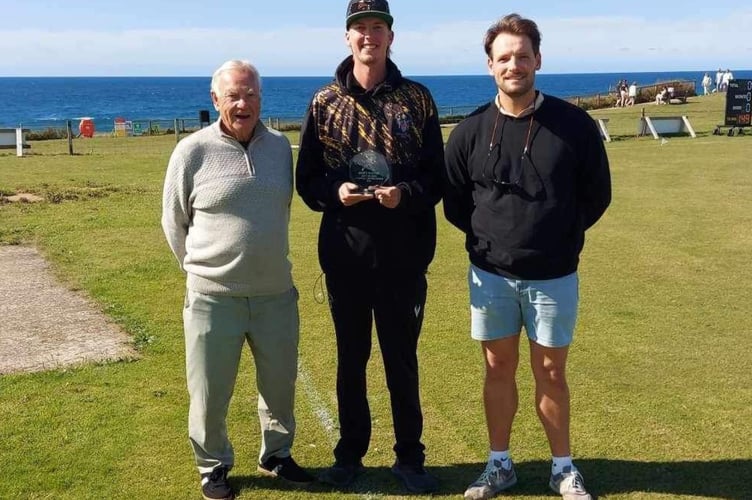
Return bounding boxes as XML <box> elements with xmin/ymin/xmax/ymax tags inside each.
<box><xmin>489</xmin><ymin>450</ymin><xmax>511</xmax><ymax>467</ymax></box>
<box><xmin>551</xmin><ymin>455</ymin><xmax>574</xmax><ymax>476</ymax></box>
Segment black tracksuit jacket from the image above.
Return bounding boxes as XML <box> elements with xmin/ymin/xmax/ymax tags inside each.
<box><xmin>296</xmin><ymin>56</ymin><xmax>445</xmax><ymax>278</ymax></box>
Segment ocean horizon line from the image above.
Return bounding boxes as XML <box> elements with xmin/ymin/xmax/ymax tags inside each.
<box><xmin>1</xmin><ymin>68</ymin><xmax>750</xmax><ymax>79</ymax></box>
<box><xmin>3</xmin><ymin>70</ymin><xmax>750</xmax><ymax>131</ymax></box>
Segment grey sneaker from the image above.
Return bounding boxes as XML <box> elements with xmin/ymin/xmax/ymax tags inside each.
<box><xmin>549</xmin><ymin>466</ymin><xmax>592</xmax><ymax>500</ymax></box>
<box><xmin>464</xmin><ymin>459</ymin><xmax>517</xmax><ymax>500</ymax></box>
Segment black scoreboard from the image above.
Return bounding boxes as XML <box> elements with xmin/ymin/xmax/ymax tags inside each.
<box><xmin>725</xmin><ymin>79</ymin><xmax>752</xmax><ymax>127</ymax></box>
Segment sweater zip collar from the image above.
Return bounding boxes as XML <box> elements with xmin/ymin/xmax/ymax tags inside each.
<box><xmin>214</xmin><ymin>119</ymin><xmax>267</xmax><ymax>149</ymax></box>
<box><xmin>213</xmin><ymin>119</ymin><xmax>264</xmax><ymax>176</ymax></box>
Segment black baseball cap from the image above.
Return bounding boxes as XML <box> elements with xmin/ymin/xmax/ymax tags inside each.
<box><xmin>346</xmin><ymin>0</ymin><xmax>393</xmax><ymax>29</ymax></box>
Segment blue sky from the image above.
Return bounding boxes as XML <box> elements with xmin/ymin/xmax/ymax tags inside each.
<box><xmin>1</xmin><ymin>1</ymin><xmax>749</xmax><ymax>76</ymax></box>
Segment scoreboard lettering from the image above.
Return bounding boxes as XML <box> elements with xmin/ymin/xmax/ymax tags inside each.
<box><xmin>725</xmin><ymin>79</ymin><xmax>752</xmax><ymax>127</ymax></box>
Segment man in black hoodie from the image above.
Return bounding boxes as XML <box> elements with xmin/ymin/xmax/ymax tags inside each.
<box><xmin>443</xmin><ymin>13</ymin><xmax>611</xmax><ymax>500</ymax></box>
<box><xmin>296</xmin><ymin>0</ymin><xmax>444</xmax><ymax>494</ymax></box>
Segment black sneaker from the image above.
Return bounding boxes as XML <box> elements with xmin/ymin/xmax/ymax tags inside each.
<box><xmin>200</xmin><ymin>466</ymin><xmax>234</xmax><ymax>500</ymax></box>
<box><xmin>257</xmin><ymin>455</ymin><xmax>315</xmax><ymax>485</ymax></box>
<box><xmin>318</xmin><ymin>461</ymin><xmax>364</xmax><ymax>487</ymax></box>
<box><xmin>391</xmin><ymin>462</ymin><xmax>439</xmax><ymax>494</ymax></box>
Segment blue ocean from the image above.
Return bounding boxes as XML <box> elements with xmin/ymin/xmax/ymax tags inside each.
<box><xmin>2</xmin><ymin>70</ymin><xmax>750</xmax><ymax>132</ymax></box>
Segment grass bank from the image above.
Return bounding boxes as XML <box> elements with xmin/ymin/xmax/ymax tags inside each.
<box><xmin>0</xmin><ymin>92</ymin><xmax>750</xmax><ymax>499</ymax></box>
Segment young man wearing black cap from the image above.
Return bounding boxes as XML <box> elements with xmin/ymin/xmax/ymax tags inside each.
<box><xmin>296</xmin><ymin>0</ymin><xmax>444</xmax><ymax>494</ymax></box>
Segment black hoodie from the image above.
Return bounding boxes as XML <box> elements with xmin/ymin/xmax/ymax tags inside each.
<box><xmin>296</xmin><ymin>56</ymin><xmax>445</xmax><ymax>277</ymax></box>
<box><xmin>443</xmin><ymin>95</ymin><xmax>611</xmax><ymax>280</ymax></box>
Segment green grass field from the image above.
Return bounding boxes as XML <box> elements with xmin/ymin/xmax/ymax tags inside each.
<box><xmin>1</xmin><ymin>92</ymin><xmax>750</xmax><ymax>499</ymax></box>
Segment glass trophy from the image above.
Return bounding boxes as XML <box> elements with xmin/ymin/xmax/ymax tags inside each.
<box><xmin>348</xmin><ymin>150</ymin><xmax>392</xmax><ymax>194</ymax></box>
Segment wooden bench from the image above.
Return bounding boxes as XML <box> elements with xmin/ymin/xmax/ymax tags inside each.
<box><xmin>0</xmin><ymin>128</ymin><xmax>30</xmax><ymax>149</ymax></box>
<box><xmin>667</xmin><ymin>87</ymin><xmax>688</xmax><ymax>104</ymax></box>
<box><xmin>669</xmin><ymin>96</ymin><xmax>688</xmax><ymax>104</ymax></box>
<box><xmin>638</xmin><ymin>116</ymin><xmax>696</xmax><ymax>139</ymax></box>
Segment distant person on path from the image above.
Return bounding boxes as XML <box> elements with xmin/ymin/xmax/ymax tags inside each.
<box><xmin>443</xmin><ymin>13</ymin><xmax>611</xmax><ymax>500</ymax></box>
<box><xmin>619</xmin><ymin>79</ymin><xmax>628</xmax><ymax>107</ymax></box>
<box><xmin>613</xmin><ymin>79</ymin><xmax>627</xmax><ymax>107</ymax></box>
<box><xmin>296</xmin><ymin>0</ymin><xmax>444</xmax><ymax>494</ymax></box>
<box><xmin>702</xmin><ymin>73</ymin><xmax>712</xmax><ymax>95</ymax></box>
<box><xmin>715</xmin><ymin>68</ymin><xmax>723</xmax><ymax>93</ymax></box>
<box><xmin>655</xmin><ymin>86</ymin><xmax>669</xmax><ymax>105</ymax></box>
<box><xmin>162</xmin><ymin>59</ymin><xmax>314</xmax><ymax>500</ymax></box>
<box><xmin>721</xmin><ymin>69</ymin><xmax>734</xmax><ymax>91</ymax></box>
<box><xmin>627</xmin><ymin>81</ymin><xmax>637</xmax><ymax>106</ymax></box>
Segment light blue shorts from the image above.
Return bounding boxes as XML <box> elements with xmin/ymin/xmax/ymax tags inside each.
<box><xmin>469</xmin><ymin>264</ymin><xmax>579</xmax><ymax>348</ymax></box>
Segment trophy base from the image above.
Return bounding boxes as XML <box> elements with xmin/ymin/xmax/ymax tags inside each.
<box><xmin>354</xmin><ymin>187</ymin><xmax>376</xmax><ymax>195</ymax></box>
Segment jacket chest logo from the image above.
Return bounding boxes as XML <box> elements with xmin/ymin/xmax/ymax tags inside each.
<box><xmin>383</xmin><ymin>102</ymin><xmax>412</xmax><ymax>138</ymax></box>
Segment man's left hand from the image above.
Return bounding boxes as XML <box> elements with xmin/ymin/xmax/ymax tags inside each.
<box><xmin>372</xmin><ymin>186</ymin><xmax>401</xmax><ymax>209</ymax></box>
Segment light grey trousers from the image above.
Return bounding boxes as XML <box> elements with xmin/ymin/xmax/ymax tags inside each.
<box><xmin>183</xmin><ymin>287</ymin><xmax>299</xmax><ymax>474</ymax></box>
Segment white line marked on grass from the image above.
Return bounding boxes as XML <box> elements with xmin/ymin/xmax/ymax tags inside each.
<box><xmin>297</xmin><ymin>359</ymin><xmax>337</xmax><ymax>448</ymax></box>
<box><xmin>297</xmin><ymin>360</ymin><xmax>385</xmax><ymax>499</ymax></box>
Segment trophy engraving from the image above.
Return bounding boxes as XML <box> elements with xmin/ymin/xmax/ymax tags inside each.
<box><xmin>348</xmin><ymin>150</ymin><xmax>392</xmax><ymax>194</ymax></box>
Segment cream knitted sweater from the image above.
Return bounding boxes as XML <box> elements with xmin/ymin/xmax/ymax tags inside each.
<box><xmin>161</xmin><ymin>120</ymin><xmax>294</xmax><ymax>296</ymax></box>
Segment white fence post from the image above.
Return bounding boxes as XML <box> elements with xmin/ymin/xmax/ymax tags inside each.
<box><xmin>16</xmin><ymin>127</ymin><xmax>23</xmax><ymax>157</ymax></box>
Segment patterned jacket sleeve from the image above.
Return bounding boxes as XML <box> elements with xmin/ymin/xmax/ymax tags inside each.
<box><xmin>295</xmin><ymin>102</ymin><xmax>347</xmax><ymax>212</ymax></box>
<box><xmin>396</xmin><ymin>95</ymin><xmax>444</xmax><ymax>213</ymax></box>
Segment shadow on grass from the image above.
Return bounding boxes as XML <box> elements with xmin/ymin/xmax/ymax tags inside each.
<box><xmin>577</xmin><ymin>458</ymin><xmax>752</xmax><ymax>499</ymax></box>
<box><xmin>231</xmin><ymin>458</ymin><xmax>751</xmax><ymax>498</ymax></box>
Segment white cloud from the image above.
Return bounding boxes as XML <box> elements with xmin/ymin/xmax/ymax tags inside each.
<box><xmin>0</xmin><ymin>27</ymin><xmax>347</xmax><ymax>76</ymax></box>
<box><xmin>533</xmin><ymin>13</ymin><xmax>752</xmax><ymax>72</ymax></box>
<box><xmin>395</xmin><ymin>20</ymin><xmax>490</xmax><ymax>74</ymax></box>
<box><xmin>394</xmin><ymin>12</ymin><xmax>752</xmax><ymax>74</ymax></box>
<box><xmin>1</xmin><ymin>11</ymin><xmax>751</xmax><ymax>76</ymax></box>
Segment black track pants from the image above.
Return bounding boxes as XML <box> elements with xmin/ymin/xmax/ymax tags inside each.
<box><xmin>325</xmin><ymin>271</ymin><xmax>428</xmax><ymax>466</ymax></box>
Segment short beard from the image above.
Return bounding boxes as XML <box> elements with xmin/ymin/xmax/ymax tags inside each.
<box><xmin>498</xmin><ymin>77</ymin><xmax>534</xmax><ymax>98</ymax></box>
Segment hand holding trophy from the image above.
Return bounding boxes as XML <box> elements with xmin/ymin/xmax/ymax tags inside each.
<box><xmin>348</xmin><ymin>150</ymin><xmax>392</xmax><ymax>194</ymax></box>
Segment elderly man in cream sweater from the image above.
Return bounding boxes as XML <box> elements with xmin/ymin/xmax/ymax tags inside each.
<box><xmin>162</xmin><ymin>59</ymin><xmax>313</xmax><ymax>500</ymax></box>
